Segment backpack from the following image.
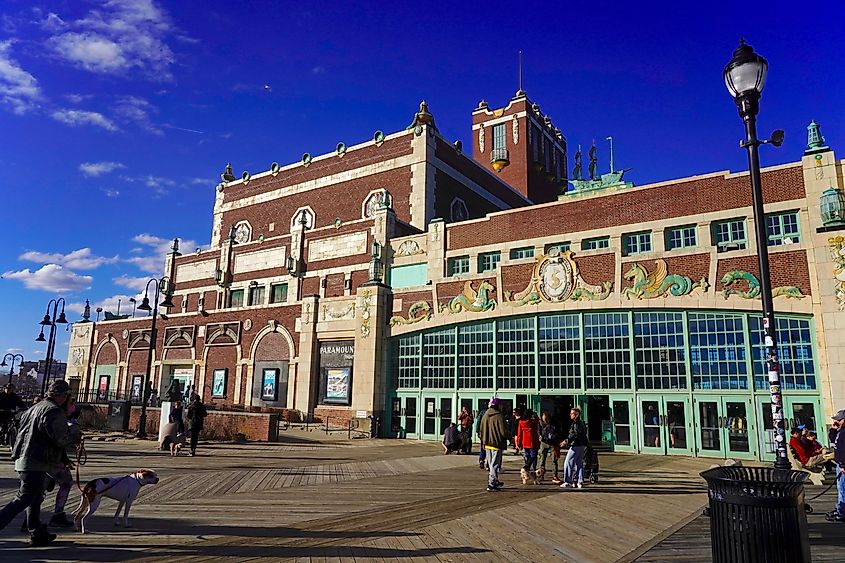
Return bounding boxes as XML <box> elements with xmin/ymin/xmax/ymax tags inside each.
<box><xmin>541</xmin><ymin>422</ymin><xmax>558</xmax><ymax>444</ymax></box>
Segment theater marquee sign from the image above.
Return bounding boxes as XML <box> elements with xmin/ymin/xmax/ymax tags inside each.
<box><xmin>318</xmin><ymin>341</ymin><xmax>354</xmax><ymax>405</ymax></box>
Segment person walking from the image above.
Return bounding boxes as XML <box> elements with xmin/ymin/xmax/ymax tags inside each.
<box><xmin>539</xmin><ymin>411</ymin><xmax>562</xmax><ymax>484</ymax></box>
<box><xmin>0</xmin><ymin>380</ymin><xmax>73</xmax><ymax>546</ymax></box>
<box><xmin>479</xmin><ymin>397</ymin><xmax>508</xmax><ymax>492</ymax></box>
<box><xmin>509</xmin><ymin>407</ymin><xmax>521</xmax><ymax>455</ymax></box>
<box><xmin>46</xmin><ymin>395</ymin><xmax>82</xmax><ymax>528</ymax></box>
<box><xmin>457</xmin><ymin>405</ymin><xmax>474</xmax><ymax>454</ymax></box>
<box><xmin>186</xmin><ymin>393</ymin><xmax>207</xmax><ymax>457</ymax></box>
<box><xmin>560</xmin><ymin>406</ymin><xmax>589</xmax><ymax>489</ymax></box>
<box><xmin>516</xmin><ymin>409</ymin><xmax>541</xmax><ymax>484</ymax></box>
<box><xmin>825</xmin><ymin>410</ymin><xmax>845</xmax><ymax>522</ymax></box>
<box><xmin>476</xmin><ymin>404</ymin><xmax>488</xmax><ymax>470</ymax></box>
<box><xmin>170</xmin><ymin>400</ymin><xmax>185</xmax><ymax>434</ymax></box>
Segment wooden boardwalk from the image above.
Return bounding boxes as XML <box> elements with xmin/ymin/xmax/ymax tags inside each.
<box><xmin>2</xmin><ymin>434</ymin><xmax>802</xmax><ymax>562</ymax></box>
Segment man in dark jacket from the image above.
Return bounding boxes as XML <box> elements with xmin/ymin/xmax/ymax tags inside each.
<box><xmin>560</xmin><ymin>406</ymin><xmax>589</xmax><ymax>488</ymax></box>
<box><xmin>826</xmin><ymin>410</ymin><xmax>845</xmax><ymax>522</ymax></box>
<box><xmin>186</xmin><ymin>393</ymin><xmax>207</xmax><ymax>457</ymax></box>
<box><xmin>0</xmin><ymin>380</ymin><xmax>73</xmax><ymax>546</ymax></box>
<box><xmin>479</xmin><ymin>397</ymin><xmax>509</xmax><ymax>492</ymax></box>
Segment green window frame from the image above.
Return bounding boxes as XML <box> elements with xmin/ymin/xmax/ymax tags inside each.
<box><xmin>447</xmin><ymin>256</ymin><xmax>470</xmax><ymax>276</ymax></box>
<box><xmin>248</xmin><ymin>285</ymin><xmax>265</xmax><ymax>306</ymax></box>
<box><xmin>396</xmin><ymin>334</ymin><xmax>421</xmax><ymax>389</ymax></box>
<box><xmin>766</xmin><ymin>211</ymin><xmax>800</xmax><ymax>246</ymax></box>
<box><xmin>544</xmin><ymin>241</ymin><xmax>571</xmax><ymax>255</ymax></box>
<box><xmin>713</xmin><ymin>218</ymin><xmax>748</xmax><ymax>252</ymax></box>
<box><xmin>623</xmin><ymin>231</ymin><xmax>652</xmax><ymax>256</ymax></box>
<box><xmin>582</xmin><ymin>237</ymin><xmax>610</xmax><ymax>251</ymax></box>
<box><xmin>478</xmin><ymin>251</ymin><xmax>501</xmax><ymax>273</ymax></box>
<box><xmin>666</xmin><ymin>225</ymin><xmax>697</xmax><ymax>250</ymax></box>
<box><xmin>583</xmin><ymin>312</ymin><xmax>631</xmax><ymax>390</ymax></box>
<box><xmin>228</xmin><ymin>289</ymin><xmax>244</xmax><ymax>308</ymax></box>
<box><xmin>270</xmin><ymin>283</ymin><xmax>288</xmax><ymax>304</ymax></box>
<box><xmin>458</xmin><ymin>322</ymin><xmax>494</xmax><ymax>389</ymax></box>
<box><xmin>688</xmin><ymin>312</ymin><xmax>747</xmax><ymax>390</ymax></box>
<box><xmin>497</xmin><ymin>317</ymin><xmax>535</xmax><ymax>390</ymax></box>
<box><xmin>492</xmin><ymin>123</ymin><xmax>506</xmax><ymax>150</ymax></box>
<box><xmin>749</xmin><ymin>316</ymin><xmax>815</xmax><ymax>390</ymax></box>
<box><xmin>633</xmin><ymin>312</ymin><xmax>687</xmax><ymax>390</ymax></box>
<box><xmin>509</xmin><ymin>247</ymin><xmax>535</xmax><ymax>260</ymax></box>
<box><xmin>422</xmin><ymin>328</ymin><xmax>455</xmax><ymax>389</ymax></box>
<box><xmin>538</xmin><ymin>313</ymin><xmax>581</xmax><ymax>390</ymax></box>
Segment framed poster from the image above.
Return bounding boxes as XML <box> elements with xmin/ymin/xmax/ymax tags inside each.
<box><xmin>261</xmin><ymin>368</ymin><xmax>279</xmax><ymax>401</ymax></box>
<box><xmin>323</xmin><ymin>367</ymin><xmax>351</xmax><ymax>404</ymax></box>
<box><xmin>97</xmin><ymin>375</ymin><xmax>110</xmax><ymax>401</ymax></box>
<box><xmin>212</xmin><ymin>368</ymin><xmax>227</xmax><ymax>398</ymax></box>
<box><xmin>130</xmin><ymin>376</ymin><xmax>143</xmax><ymax>401</ymax></box>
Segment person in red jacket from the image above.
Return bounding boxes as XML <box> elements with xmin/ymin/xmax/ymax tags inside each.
<box><xmin>517</xmin><ymin>409</ymin><xmax>541</xmax><ymax>484</ymax></box>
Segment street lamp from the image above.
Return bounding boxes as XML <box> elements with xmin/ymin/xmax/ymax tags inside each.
<box><xmin>35</xmin><ymin>298</ymin><xmax>67</xmax><ymax>396</ymax></box>
<box><xmin>135</xmin><ymin>276</ymin><xmax>175</xmax><ymax>438</ymax></box>
<box><xmin>724</xmin><ymin>39</ymin><xmax>788</xmax><ymax>470</ymax></box>
<box><xmin>129</xmin><ymin>297</ymin><xmax>137</xmax><ymax>318</ymax></box>
<box><xmin>95</xmin><ymin>307</ymin><xmax>103</xmax><ymax>322</ymax></box>
<box><xmin>1</xmin><ymin>353</ymin><xmax>23</xmax><ymax>385</ymax></box>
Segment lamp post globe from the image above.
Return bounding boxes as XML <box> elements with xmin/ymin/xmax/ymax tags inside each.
<box><xmin>724</xmin><ymin>39</ymin><xmax>768</xmax><ymax>101</ymax></box>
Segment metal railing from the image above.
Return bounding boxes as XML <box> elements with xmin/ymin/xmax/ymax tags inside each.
<box><xmin>277</xmin><ymin>413</ymin><xmax>378</xmax><ymax>440</ymax></box>
<box><xmin>490</xmin><ymin>147</ymin><xmax>509</xmax><ymax>164</ymax></box>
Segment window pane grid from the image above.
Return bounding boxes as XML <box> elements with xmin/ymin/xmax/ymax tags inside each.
<box><xmin>497</xmin><ymin>317</ymin><xmax>535</xmax><ymax>389</ymax></box>
<box><xmin>422</xmin><ymin>328</ymin><xmax>455</xmax><ymax>389</ymax></box>
<box><xmin>634</xmin><ymin>312</ymin><xmax>687</xmax><ymax>389</ymax></box>
<box><xmin>766</xmin><ymin>212</ymin><xmax>800</xmax><ymax>246</ymax></box>
<box><xmin>448</xmin><ymin>256</ymin><xmax>469</xmax><ymax>276</ymax></box>
<box><xmin>509</xmin><ymin>247</ymin><xmax>535</xmax><ymax>260</ymax></box>
<box><xmin>478</xmin><ymin>252</ymin><xmax>501</xmax><ymax>272</ymax></box>
<box><xmin>539</xmin><ymin>314</ymin><xmax>581</xmax><ymax>389</ymax></box>
<box><xmin>458</xmin><ymin>322</ymin><xmax>494</xmax><ymax>389</ymax></box>
<box><xmin>715</xmin><ymin>219</ymin><xmax>747</xmax><ymax>251</ymax></box>
<box><xmin>396</xmin><ymin>334</ymin><xmax>420</xmax><ymax>389</ymax></box>
<box><xmin>583</xmin><ymin>237</ymin><xmax>610</xmax><ymax>251</ymax></box>
<box><xmin>749</xmin><ymin>316</ymin><xmax>815</xmax><ymax>390</ymax></box>
<box><xmin>624</xmin><ymin>232</ymin><xmax>652</xmax><ymax>255</ymax></box>
<box><xmin>544</xmin><ymin>242</ymin><xmax>571</xmax><ymax>255</ymax></box>
<box><xmin>689</xmin><ymin>312</ymin><xmax>747</xmax><ymax>389</ymax></box>
<box><xmin>493</xmin><ymin>124</ymin><xmax>506</xmax><ymax>150</ymax></box>
<box><xmin>584</xmin><ymin>312</ymin><xmax>631</xmax><ymax>389</ymax></box>
<box><xmin>667</xmin><ymin>226</ymin><xmax>697</xmax><ymax>250</ymax></box>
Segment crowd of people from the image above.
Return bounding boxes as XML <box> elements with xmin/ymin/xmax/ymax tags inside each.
<box><xmin>441</xmin><ymin>399</ymin><xmax>591</xmax><ymax>492</ymax></box>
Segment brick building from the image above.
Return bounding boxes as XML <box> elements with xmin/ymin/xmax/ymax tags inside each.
<box><xmin>67</xmin><ymin>92</ymin><xmax>845</xmax><ymax>462</ymax></box>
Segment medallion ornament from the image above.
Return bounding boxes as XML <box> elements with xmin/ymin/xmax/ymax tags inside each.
<box><xmin>505</xmin><ymin>251</ymin><xmax>612</xmax><ymax>306</ymax></box>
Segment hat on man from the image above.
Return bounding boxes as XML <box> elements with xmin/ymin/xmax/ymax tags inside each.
<box><xmin>47</xmin><ymin>379</ymin><xmax>71</xmax><ymax>397</ymax></box>
<box><xmin>796</xmin><ymin>424</ymin><xmax>806</xmax><ymax>430</ymax></box>
<box><xmin>489</xmin><ymin>397</ymin><xmax>501</xmax><ymax>407</ymax></box>
<box><xmin>831</xmin><ymin>410</ymin><xmax>845</xmax><ymax>421</ymax></box>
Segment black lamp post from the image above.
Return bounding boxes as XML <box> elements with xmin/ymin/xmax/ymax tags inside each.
<box><xmin>135</xmin><ymin>276</ymin><xmax>175</xmax><ymax>438</ymax></box>
<box><xmin>1</xmin><ymin>353</ymin><xmax>24</xmax><ymax>385</ymax></box>
<box><xmin>129</xmin><ymin>297</ymin><xmax>137</xmax><ymax>318</ymax></box>
<box><xmin>36</xmin><ymin>298</ymin><xmax>67</xmax><ymax>397</ymax></box>
<box><xmin>724</xmin><ymin>39</ymin><xmax>788</xmax><ymax>470</ymax></box>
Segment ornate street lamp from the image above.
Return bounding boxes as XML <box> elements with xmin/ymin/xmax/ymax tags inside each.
<box><xmin>135</xmin><ymin>276</ymin><xmax>175</xmax><ymax>438</ymax></box>
<box><xmin>724</xmin><ymin>39</ymin><xmax>788</xmax><ymax>470</ymax></box>
<box><xmin>35</xmin><ymin>298</ymin><xmax>67</xmax><ymax>396</ymax></box>
<box><xmin>1</xmin><ymin>353</ymin><xmax>24</xmax><ymax>385</ymax></box>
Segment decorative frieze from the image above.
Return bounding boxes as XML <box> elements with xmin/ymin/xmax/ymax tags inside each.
<box><xmin>309</xmin><ymin>231</ymin><xmax>368</xmax><ymax>262</ymax></box>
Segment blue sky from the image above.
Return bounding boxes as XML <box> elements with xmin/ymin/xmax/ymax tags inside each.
<box><xmin>1</xmin><ymin>0</ymin><xmax>843</xmax><ymax>363</ymax></box>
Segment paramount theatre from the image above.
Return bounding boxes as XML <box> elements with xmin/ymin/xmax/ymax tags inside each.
<box><xmin>67</xmin><ymin>91</ymin><xmax>845</xmax><ymax>462</ymax></box>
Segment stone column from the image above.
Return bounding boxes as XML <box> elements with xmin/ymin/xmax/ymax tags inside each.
<box><xmin>294</xmin><ymin>295</ymin><xmax>319</xmax><ymax>413</ymax></box>
<box><xmin>351</xmin><ymin>282</ymin><xmax>392</xmax><ymax>434</ymax></box>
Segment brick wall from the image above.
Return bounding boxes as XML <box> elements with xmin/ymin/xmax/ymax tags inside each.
<box><xmin>92</xmin><ymin>405</ymin><xmax>279</xmax><ymax>441</ymax></box>
<box><xmin>391</xmin><ymin>290</ymin><xmax>435</xmax><ymax>319</ymax></box>
<box><xmin>716</xmin><ymin>250</ymin><xmax>811</xmax><ymax>295</ymax></box>
<box><xmin>447</xmin><ymin>166</ymin><xmax>805</xmax><ymax>251</ymax></box>
<box><xmin>501</xmin><ymin>263</ymin><xmax>535</xmax><ymax>295</ymax></box>
<box><xmin>577</xmin><ymin>253</ymin><xmax>615</xmax><ymax>287</ymax></box>
<box><xmin>205</xmin><ymin>346</ymin><xmax>238</xmax><ymax>408</ymax></box>
<box><xmin>324</xmin><ymin>273</ymin><xmax>346</xmax><ymax>298</ymax></box>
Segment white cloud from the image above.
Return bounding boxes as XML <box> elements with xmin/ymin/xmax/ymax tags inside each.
<box><xmin>101</xmin><ymin>188</ymin><xmax>120</xmax><ymax>198</ymax></box>
<box><xmin>113</xmin><ymin>96</ymin><xmax>161</xmax><ymax>135</ymax></box>
<box><xmin>5</xmin><ymin>348</ymin><xmax>23</xmax><ymax>354</ymax></box>
<box><xmin>113</xmin><ymin>274</ymin><xmax>150</xmax><ymax>291</ymax></box>
<box><xmin>2</xmin><ymin>264</ymin><xmax>93</xmax><ymax>292</ymax></box>
<box><xmin>0</xmin><ymin>40</ymin><xmax>42</xmax><ymax>114</ymax></box>
<box><xmin>65</xmin><ymin>93</ymin><xmax>93</xmax><ymax>104</ymax></box>
<box><xmin>51</xmin><ymin>109</ymin><xmax>118</xmax><ymax>131</ymax></box>
<box><xmin>67</xmin><ymin>293</ymin><xmax>140</xmax><ymax>316</ymax></box>
<box><xmin>40</xmin><ymin>12</ymin><xmax>66</xmax><ymax>32</ymax></box>
<box><xmin>311</xmin><ymin>65</ymin><xmax>326</xmax><ymax>75</ymax></box>
<box><xmin>79</xmin><ymin>161</ymin><xmax>125</xmax><ymax>176</ymax></box>
<box><xmin>125</xmin><ymin>233</ymin><xmax>204</xmax><ymax>274</ymax></box>
<box><xmin>32</xmin><ymin>349</ymin><xmax>44</xmax><ymax>356</ymax></box>
<box><xmin>47</xmin><ymin>0</ymin><xmax>178</xmax><ymax>80</ymax></box>
<box><xmin>19</xmin><ymin>248</ymin><xmax>118</xmax><ymax>270</ymax></box>
<box><xmin>189</xmin><ymin>177</ymin><xmax>213</xmax><ymax>186</ymax></box>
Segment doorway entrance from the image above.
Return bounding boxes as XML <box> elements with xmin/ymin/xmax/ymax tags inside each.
<box><xmin>756</xmin><ymin>396</ymin><xmax>823</xmax><ymax>461</ymax></box>
<box><xmin>586</xmin><ymin>395</ymin><xmax>611</xmax><ymax>444</ymax></box>
<box><xmin>694</xmin><ymin>396</ymin><xmax>756</xmax><ymax>459</ymax></box>
<box><xmin>637</xmin><ymin>395</ymin><xmax>694</xmax><ymax>455</ymax></box>
<box><xmin>390</xmin><ymin>395</ymin><xmax>418</xmax><ymax>438</ymax></box>
<box><xmin>421</xmin><ymin>395</ymin><xmax>453</xmax><ymax>440</ymax></box>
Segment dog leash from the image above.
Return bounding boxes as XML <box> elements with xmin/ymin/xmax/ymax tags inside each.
<box><xmin>807</xmin><ymin>472</ymin><xmax>841</xmax><ymax>502</ymax></box>
<box><xmin>71</xmin><ymin>440</ymin><xmax>132</xmax><ymax>496</ymax></box>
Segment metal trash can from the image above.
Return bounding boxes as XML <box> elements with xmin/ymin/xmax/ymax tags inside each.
<box><xmin>106</xmin><ymin>400</ymin><xmax>131</xmax><ymax>432</ymax></box>
<box><xmin>700</xmin><ymin>466</ymin><xmax>810</xmax><ymax>563</ymax></box>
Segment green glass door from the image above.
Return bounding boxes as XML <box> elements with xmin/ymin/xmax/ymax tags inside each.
<box><xmin>637</xmin><ymin>395</ymin><xmax>693</xmax><ymax>455</ymax></box>
<box><xmin>609</xmin><ymin>395</ymin><xmax>636</xmax><ymax>453</ymax></box>
<box><xmin>695</xmin><ymin>396</ymin><xmax>756</xmax><ymax>459</ymax></box>
<box><xmin>422</xmin><ymin>395</ymin><xmax>453</xmax><ymax>440</ymax></box>
<box><xmin>756</xmin><ymin>396</ymin><xmax>823</xmax><ymax>462</ymax></box>
<box><xmin>391</xmin><ymin>395</ymin><xmax>419</xmax><ymax>439</ymax></box>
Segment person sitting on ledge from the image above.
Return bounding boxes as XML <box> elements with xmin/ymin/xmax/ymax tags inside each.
<box><xmin>791</xmin><ymin>425</ymin><xmax>831</xmax><ymax>471</ymax></box>
<box><xmin>442</xmin><ymin>422</ymin><xmax>461</xmax><ymax>455</ymax></box>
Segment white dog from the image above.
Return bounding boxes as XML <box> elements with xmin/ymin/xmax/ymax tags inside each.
<box><xmin>73</xmin><ymin>469</ymin><xmax>160</xmax><ymax>534</ymax></box>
